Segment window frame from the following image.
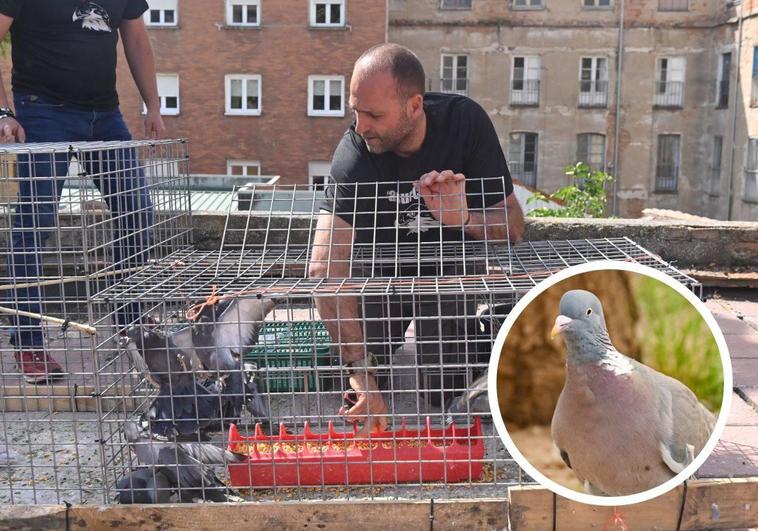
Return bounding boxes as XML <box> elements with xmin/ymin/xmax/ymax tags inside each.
<box><xmin>439</xmin><ymin>0</ymin><xmax>473</xmax><ymax>10</ymax></box>
<box><xmin>576</xmin><ymin>133</ymin><xmax>606</xmax><ymax>171</ymax></box>
<box><xmin>578</xmin><ymin>56</ymin><xmax>609</xmax><ymax>107</ymax></box>
<box><xmin>658</xmin><ymin>0</ymin><xmax>688</xmax><ymax>11</ymax></box>
<box><xmin>654</xmin><ymin>133</ymin><xmax>681</xmax><ymax>193</ymax></box>
<box><xmin>440</xmin><ymin>54</ymin><xmax>469</xmax><ymax>96</ymax></box>
<box><xmin>717</xmin><ymin>52</ymin><xmax>731</xmax><ymax>109</ymax></box>
<box><xmin>745</xmin><ymin>138</ymin><xmax>758</xmax><ymax>202</ymax></box>
<box><xmin>225</xmin><ymin>0</ymin><xmax>261</xmax><ymax>27</ymax></box>
<box><xmin>510</xmin><ymin>55</ymin><xmax>541</xmax><ymax>106</ymax></box>
<box><xmin>582</xmin><ymin>0</ymin><xmax>612</xmax><ymax>9</ymax></box>
<box><xmin>144</xmin><ymin>0</ymin><xmax>178</xmax><ymax>27</ymax></box>
<box><xmin>225</xmin><ymin>74</ymin><xmax>262</xmax><ymax>116</ymax></box>
<box><xmin>156</xmin><ymin>73</ymin><xmax>180</xmax><ymax>116</ymax></box>
<box><xmin>227</xmin><ymin>160</ymin><xmax>262</xmax><ymax>176</ymax></box>
<box><xmin>512</xmin><ymin>0</ymin><xmax>544</xmax><ymax>10</ymax></box>
<box><xmin>508</xmin><ymin>132</ymin><xmax>539</xmax><ymax>188</ymax></box>
<box><xmin>307</xmin><ymin>75</ymin><xmax>345</xmax><ymax>117</ymax></box>
<box><xmin>309</xmin><ymin>0</ymin><xmax>346</xmax><ymax>27</ymax></box>
<box><xmin>654</xmin><ymin>56</ymin><xmax>686</xmax><ymax>107</ymax></box>
<box><xmin>709</xmin><ymin>135</ymin><xmax>723</xmax><ymax>196</ymax></box>
<box><xmin>308</xmin><ymin>161</ymin><xmax>332</xmax><ymax>191</ymax></box>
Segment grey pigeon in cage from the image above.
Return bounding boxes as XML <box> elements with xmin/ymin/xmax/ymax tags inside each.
<box><xmin>115</xmin><ymin>467</ymin><xmax>173</xmax><ymax>504</ymax></box>
<box><xmin>550</xmin><ymin>290</ymin><xmax>716</xmax><ymax>496</ymax></box>
<box><xmin>445</xmin><ymin>370</ymin><xmax>490</xmax><ymax>422</ymax></box>
<box><xmin>124</xmin><ymin>327</ymin><xmax>225</xmax><ymax>438</ymax></box>
<box><xmin>188</xmin><ymin>297</ymin><xmax>275</xmax><ymax>422</ymax></box>
<box><xmin>122</xmin><ymin>421</ymin><xmax>245</xmax><ymax>503</ymax></box>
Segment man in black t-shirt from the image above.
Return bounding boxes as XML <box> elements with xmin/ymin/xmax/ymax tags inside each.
<box><xmin>309</xmin><ymin>43</ymin><xmax>524</xmax><ymax>435</ymax></box>
<box><xmin>0</xmin><ymin>0</ymin><xmax>165</xmax><ymax>384</ymax></box>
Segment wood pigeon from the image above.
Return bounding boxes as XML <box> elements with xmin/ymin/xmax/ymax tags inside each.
<box><xmin>550</xmin><ymin>289</ymin><xmax>716</xmax><ymax>496</ymax></box>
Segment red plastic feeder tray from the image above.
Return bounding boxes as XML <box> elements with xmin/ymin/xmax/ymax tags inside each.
<box><xmin>227</xmin><ymin>417</ymin><xmax>485</xmax><ymax>487</ymax></box>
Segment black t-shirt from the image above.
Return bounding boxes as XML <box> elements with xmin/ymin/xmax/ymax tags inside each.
<box><xmin>323</xmin><ymin>92</ymin><xmax>513</xmax><ymax>246</ymax></box>
<box><xmin>0</xmin><ymin>0</ymin><xmax>148</xmax><ymax>110</ymax></box>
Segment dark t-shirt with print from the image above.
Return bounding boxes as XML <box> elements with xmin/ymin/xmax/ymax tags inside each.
<box><xmin>0</xmin><ymin>0</ymin><xmax>148</xmax><ymax>110</ymax></box>
<box><xmin>323</xmin><ymin>92</ymin><xmax>513</xmax><ymax>274</ymax></box>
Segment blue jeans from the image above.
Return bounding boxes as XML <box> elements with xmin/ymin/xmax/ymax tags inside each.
<box><xmin>6</xmin><ymin>93</ymin><xmax>153</xmax><ymax>349</ymax></box>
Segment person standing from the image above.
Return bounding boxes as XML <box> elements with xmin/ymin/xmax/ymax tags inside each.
<box><xmin>0</xmin><ymin>0</ymin><xmax>165</xmax><ymax>383</ymax></box>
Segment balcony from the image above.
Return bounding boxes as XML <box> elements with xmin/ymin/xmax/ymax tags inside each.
<box><xmin>654</xmin><ymin>80</ymin><xmax>684</xmax><ymax>107</ymax></box>
<box><xmin>439</xmin><ymin>77</ymin><xmax>468</xmax><ymax>96</ymax></box>
<box><xmin>510</xmin><ymin>79</ymin><xmax>540</xmax><ymax>106</ymax></box>
<box><xmin>658</xmin><ymin>0</ymin><xmax>688</xmax><ymax>11</ymax></box>
<box><xmin>578</xmin><ymin>80</ymin><xmax>608</xmax><ymax>108</ymax></box>
<box><xmin>654</xmin><ymin>164</ymin><xmax>679</xmax><ymax>193</ymax></box>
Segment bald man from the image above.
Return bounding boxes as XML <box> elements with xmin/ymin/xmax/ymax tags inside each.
<box><xmin>309</xmin><ymin>43</ymin><xmax>524</xmax><ymax>435</ymax></box>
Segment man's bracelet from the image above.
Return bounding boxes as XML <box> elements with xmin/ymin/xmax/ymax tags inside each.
<box><xmin>0</xmin><ymin>108</ymin><xmax>16</xmax><ymax>120</ymax></box>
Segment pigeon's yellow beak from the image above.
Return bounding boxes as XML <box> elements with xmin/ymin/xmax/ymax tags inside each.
<box><xmin>551</xmin><ymin>315</ymin><xmax>573</xmax><ymax>339</ymax></box>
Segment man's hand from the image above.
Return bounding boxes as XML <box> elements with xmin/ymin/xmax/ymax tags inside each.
<box><xmin>0</xmin><ymin>117</ymin><xmax>25</xmax><ymax>143</ymax></box>
<box><xmin>338</xmin><ymin>372</ymin><xmax>388</xmax><ymax>437</ymax></box>
<box><xmin>143</xmin><ymin>110</ymin><xmax>166</xmax><ymax>139</ymax></box>
<box><xmin>416</xmin><ymin>170</ymin><xmax>469</xmax><ymax>227</ymax></box>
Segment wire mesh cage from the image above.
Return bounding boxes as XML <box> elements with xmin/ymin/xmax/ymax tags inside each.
<box><xmin>0</xmin><ymin>140</ymin><xmax>190</xmax><ymax>503</ymax></box>
<box><xmin>1</xmin><ymin>168</ymin><xmax>702</xmax><ymax>505</ymax></box>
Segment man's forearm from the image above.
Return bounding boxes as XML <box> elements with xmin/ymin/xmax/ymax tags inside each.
<box><xmin>314</xmin><ymin>294</ymin><xmax>367</xmax><ymax>363</ymax></box>
<box><xmin>122</xmin><ymin>27</ymin><xmax>160</xmax><ymax>111</ymax></box>
<box><xmin>463</xmin><ymin>196</ymin><xmax>524</xmax><ymax>244</ymax></box>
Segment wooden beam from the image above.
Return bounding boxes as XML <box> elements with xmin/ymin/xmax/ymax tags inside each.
<box><xmin>508</xmin><ymin>478</ymin><xmax>758</xmax><ymax>530</ymax></box>
<box><xmin>0</xmin><ymin>382</ymin><xmax>142</xmax><ymax>413</ymax></box>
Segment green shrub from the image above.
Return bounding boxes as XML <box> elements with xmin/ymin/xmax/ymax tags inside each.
<box><xmin>527</xmin><ymin>162</ymin><xmax>614</xmax><ymax>218</ymax></box>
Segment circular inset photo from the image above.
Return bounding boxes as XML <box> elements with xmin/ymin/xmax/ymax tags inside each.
<box><xmin>487</xmin><ymin>260</ymin><xmax>731</xmax><ymax>506</ymax></box>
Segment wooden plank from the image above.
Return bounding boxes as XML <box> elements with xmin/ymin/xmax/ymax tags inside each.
<box><xmin>508</xmin><ymin>485</ymin><xmax>554</xmax><ymax>531</ymax></box>
<box><xmin>0</xmin><ymin>383</ymin><xmax>140</xmax><ymax>413</ymax></box>
<box><xmin>681</xmin><ymin>478</ymin><xmax>758</xmax><ymax>529</ymax></box>
<box><xmin>66</xmin><ymin>500</ymin><xmax>433</xmax><ymax>531</ymax></box>
<box><xmin>0</xmin><ymin>504</ymin><xmax>67</xmax><ymax>531</ymax></box>
<box><xmin>554</xmin><ymin>486</ymin><xmax>682</xmax><ymax>530</ymax></box>
<box><xmin>432</xmin><ymin>498</ymin><xmax>509</xmax><ymax>530</ymax></box>
<box><xmin>509</xmin><ymin>479</ymin><xmax>758</xmax><ymax>530</ymax></box>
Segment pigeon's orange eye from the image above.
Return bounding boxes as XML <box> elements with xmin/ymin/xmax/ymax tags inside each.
<box><xmin>586</xmin><ymin>308</ymin><xmax>592</xmax><ymax>316</ymax></box>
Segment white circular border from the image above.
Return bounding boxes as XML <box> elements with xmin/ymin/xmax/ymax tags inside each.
<box><xmin>487</xmin><ymin>259</ymin><xmax>733</xmax><ymax>506</ymax></box>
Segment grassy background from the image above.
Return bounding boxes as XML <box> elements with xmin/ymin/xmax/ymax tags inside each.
<box><xmin>633</xmin><ymin>276</ymin><xmax>723</xmax><ymax>412</ymax></box>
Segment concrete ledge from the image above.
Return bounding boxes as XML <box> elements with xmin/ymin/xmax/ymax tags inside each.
<box><xmin>191</xmin><ymin>212</ymin><xmax>758</xmax><ymax>269</ymax></box>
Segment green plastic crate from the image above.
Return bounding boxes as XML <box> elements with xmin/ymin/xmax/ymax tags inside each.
<box><xmin>244</xmin><ymin>321</ymin><xmax>332</xmax><ymax>393</ymax></box>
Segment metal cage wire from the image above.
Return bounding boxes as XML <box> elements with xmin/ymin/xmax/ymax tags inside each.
<box><xmin>0</xmin><ymin>143</ymin><xmax>702</xmax><ymax>505</ymax></box>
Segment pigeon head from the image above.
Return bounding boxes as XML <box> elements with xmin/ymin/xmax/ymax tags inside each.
<box><xmin>551</xmin><ymin>290</ymin><xmax>613</xmax><ymax>360</ymax></box>
<box><xmin>127</xmin><ymin>326</ymin><xmax>167</xmax><ymax>352</ymax></box>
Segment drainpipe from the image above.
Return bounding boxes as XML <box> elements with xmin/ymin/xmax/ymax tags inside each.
<box><xmin>726</xmin><ymin>0</ymin><xmax>744</xmax><ymax>221</ymax></box>
<box><xmin>611</xmin><ymin>0</ymin><xmax>625</xmax><ymax>216</ymax></box>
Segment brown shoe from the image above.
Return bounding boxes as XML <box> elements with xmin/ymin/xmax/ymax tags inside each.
<box><xmin>14</xmin><ymin>350</ymin><xmax>64</xmax><ymax>384</ymax></box>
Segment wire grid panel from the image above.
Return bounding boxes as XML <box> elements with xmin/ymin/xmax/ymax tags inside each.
<box><xmin>0</xmin><ymin>140</ymin><xmax>191</xmax><ymax>504</ymax></box>
<box><xmin>90</xmin><ymin>184</ymin><xmax>704</xmax><ymax>504</ymax></box>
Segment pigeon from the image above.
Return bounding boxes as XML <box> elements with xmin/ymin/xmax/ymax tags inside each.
<box><xmin>550</xmin><ymin>289</ymin><xmax>716</xmax><ymax>496</ymax></box>
<box><xmin>445</xmin><ymin>370</ymin><xmax>489</xmax><ymax>422</ymax></box>
<box><xmin>121</xmin><ymin>296</ymin><xmax>275</xmax><ymax>437</ymax></box>
<box><xmin>189</xmin><ymin>297</ymin><xmax>275</xmax><ymax>423</ymax></box>
<box><xmin>123</xmin><ymin>327</ymin><xmax>224</xmax><ymax>438</ymax></box>
<box><xmin>122</xmin><ymin>421</ymin><xmax>245</xmax><ymax>503</ymax></box>
<box><xmin>115</xmin><ymin>467</ymin><xmax>173</xmax><ymax>504</ymax></box>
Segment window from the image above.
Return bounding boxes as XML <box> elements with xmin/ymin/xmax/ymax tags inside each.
<box><xmin>578</xmin><ymin>57</ymin><xmax>608</xmax><ymax>107</ymax></box>
<box><xmin>655</xmin><ymin>134</ymin><xmax>680</xmax><ymax>192</ymax></box>
<box><xmin>709</xmin><ymin>136</ymin><xmax>723</xmax><ymax>196</ymax></box>
<box><xmin>583</xmin><ymin>0</ymin><xmax>612</xmax><ymax>8</ymax></box>
<box><xmin>310</xmin><ymin>0</ymin><xmax>345</xmax><ymax>26</ymax></box>
<box><xmin>717</xmin><ymin>52</ymin><xmax>731</xmax><ymax>108</ymax></box>
<box><xmin>308</xmin><ymin>161</ymin><xmax>331</xmax><ymax>191</ymax></box>
<box><xmin>512</xmin><ymin>0</ymin><xmax>543</xmax><ymax>9</ymax></box>
<box><xmin>440</xmin><ymin>0</ymin><xmax>472</xmax><ymax>9</ymax></box>
<box><xmin>746</xmin><ymin>138</ymin><xmax>758</xmax><ymax>202</ymax></box>
<box><xmin>441</xmin><ymin>54</ymin><xmax>468</xmax><ymax>96</ymax></box>
<box><xmin>511</xmin><ymin>56</ymin><xmax>541</xmax><ymax>106</ymax></box>
<box><xmin>576</xmin><ymin>133</ymin><xmax>606</xmax><ymax>171</ymax></box>
<box><xmin>227</xmin><ymin>160</ymin><xmax>261</xmax><ymax>176</ymax></box>
<box><xmin>658</xmin><ymin>0</ymin><xmax>688</xmax><ymax>10</ymax></box>
<box><xmin>156</xmin><ymin>74</ymin><xmax>179</xmax><ymax>115</ymax></box>
<box><xmin>144</xmin><ymin>0</ymin><xmax>177</xmax><ymax>26</ymax></box>
<box><xmin>751</xmin><ymin>47</ymin><xmax>758</xmax><ymax>107</ymax></box>
<box><xmin>225</xmin><ymin>75</ymin><xmax>262</xmax><ymax>115</ymax></box>
<box><xmin>308</xmin><ymin>75</ymin><xmax>344</xmax><ymax>116</ymax></box>
<box><xmin>655</xmin><ymin>57</ymin><xmax>685</xmax><ymax>107</ymax></box>
<box><xmin>508</xmin><ymin>132</ymin><xmax>538</xmax><ymax>187</ymax></box>
<box><xmin>226</xmin><ymin>0</ymin><xmax>260</xmax><ymax>26</ymax></box>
